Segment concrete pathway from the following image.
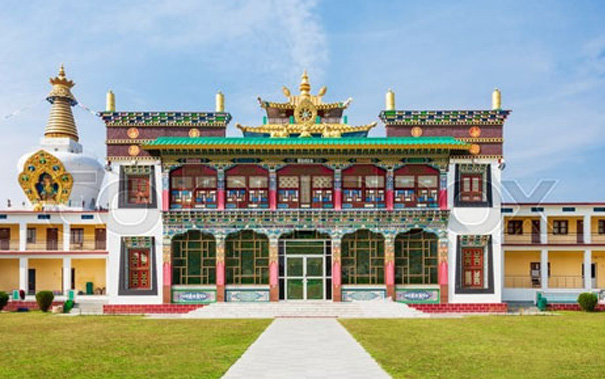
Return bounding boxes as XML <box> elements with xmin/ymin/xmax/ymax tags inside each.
<box><xmin>222</xmin><ymin>318</ymin><xmax>390</xmax><ymax>379</ymax></box>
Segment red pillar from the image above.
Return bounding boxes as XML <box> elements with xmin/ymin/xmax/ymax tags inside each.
<box><xmin>269</xmin><ymin>189</ymin><xmax>277</xmax><ymax>211</ymax></box>
<box><xmin>162</xmin><ymin>262</ymin><xmax>172</xmax><ymax>303</ymax></box>
<box><xmin>269</xmin><ymin>261</ymin><xmax>279</xmax><ymax>301</ymax></box>
<box><xmin>438</xmin><ymin>189</ymin><xmax>447</xmax><ymax>210</ymax></box>
<box><xmin>334</xmin><ymin>189</ymin><xmax>342</xmax><ymax>210</ymax></box>
<box><xmin>216</xmin><ymin>261</ymin><xmax>225</xmax><ymax>302</ymax></box>
<box><xmin>162</xmin><ymin>189</ymin><xmax>169</xmax><ymax>211</ymax></box>
<box><xmin>332</xmin><ymin>260</ymin><xmax>341</xmax><ymax>301</ymax></box>
<box><xmin>217</xmin><ymin>189</ymin><xmax>225</xmax><ymax>210</ymax></box>
<box><xmin>386</xmin><ymin>261</ymin><xmax>395</xmax><ymax>299</ymax></box>
<box><xmin>386</xmin><ymin>189</ymin><xmax>394</xmax><ymax>211</ymax></box>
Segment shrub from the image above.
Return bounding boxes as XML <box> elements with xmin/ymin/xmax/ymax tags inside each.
<box><xmin>577</xmin><ymin>292</ymin><xmax>598</xmax><ymax>312</ymax></box>
<box><xmin>63</xmin><ymin>300</ymin><xmax>74</xmax><ymax>313</ymax></box>
<box><xmin>0</xmin><ymin>291</ymin><xmax>8</xmax><ymax>311</ymax></box>
<box><xmin>35</xmin><ymin>291</ymin><xmax>54</xmax><ymax>312</ymax></box>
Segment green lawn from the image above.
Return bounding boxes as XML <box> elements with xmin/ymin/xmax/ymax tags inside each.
<box><xmin>342</xmin><ymin>313</ymin><xmax>605</xmax><ymax>379</ymax></box>
<box><xmin>0</xmin><ymin>313</ymin><xmax>270</xmax><ymax>378</ymax></box>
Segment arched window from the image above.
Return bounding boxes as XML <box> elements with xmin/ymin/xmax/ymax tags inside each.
<box><xmin>225</xmin><ymin>165</ymin><xmax>269</xmax><ymax>209</ymax></box>
<box><xmin>170</xmin><ymin>165</ymin><xmax>217</xmax><ymax>209</ymax></box>
<box><xmin>395</xmin><ymin>229</ymin><xmax>438</xmax><ymax>285</ymax></box>
<box><xmin>277</xmin><ymin>165</ymin><xmax>334</xmax><ymax>209</ymax></box>
<box><xmin>341</xmin><ymin>229</ymin><xmax>384</xmax><ymax>284</ymax></box>
<box><xmin>393</xmin><ymin>165</ymin><xmax>439</xmax><ymax>208</ymax></box>
<box><xmin>342</xmin><ymin>165</ymin><xmax>386</xmax><ymax>208</ymax></box>
<box><xmin>172</xmin><ymin>231</ymin><xmax>216</xmax><ymax>285</ymax></box>
<box><xmin>225</xmin><ymin>230</ymin><xmax>269</xmax><ymax>284</ymax></box>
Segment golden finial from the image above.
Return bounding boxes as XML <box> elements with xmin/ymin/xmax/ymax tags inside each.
<box><xmin>44</xmin><ymin>64</ymin><xmax>79</xmax><ymax>141</ymax></box>
<box><xmin>299</xmin><ymin>69</ymin><xmax>311</xmax><ymax>97</ymax></box>
<box><xmin>282</xmin><ymin>86</ymin><xmax>291</xmax><ymax>98</ymax></box>
<box><xmin>492</xmin><ymin>88</ymin><xmax>501</xmax><ymax>110</ymax></box>
<box><xmin>106</xmin><ymin>90</ymin><xmax>115</xmax><ymax>112</ymax></box>
<box><xmin>215</xmin><ymin>91</ymin><xmax>225</xmax><ymax>112</ymax></box>
<box><xmin>386</xmin><ymin>89</ymin><xmax>395</xmax><ymax>111</ymax></box>
<box><xmin>58</xmin><ymin>64</ymin><xmax>66</xmax><ymax>78</ymax></box>
<box><xmin>317</xmin><ymin>86</ymin><xmax>327</xmax><ymax>97</ymax></box>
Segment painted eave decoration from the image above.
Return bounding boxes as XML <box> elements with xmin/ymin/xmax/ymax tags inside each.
<box><xmin>98</xmin><ymin>111</ymin><xmax>232</xmax><ymax>127</ymax></box>
<box><xmin>18</xmin><ymin>150</ymin><xmax>73</xmax><ymax>206</ymax></box>
<box><xmin>379</xmin><ymin>109</ymin><xmax>512</xmax><ymax>125</ymax></box>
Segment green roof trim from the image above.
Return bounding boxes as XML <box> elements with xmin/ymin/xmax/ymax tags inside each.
<box><xmin>143</xmin><ymin>136</ymin><xmax>471</xmax><ymax>149</ymax></box>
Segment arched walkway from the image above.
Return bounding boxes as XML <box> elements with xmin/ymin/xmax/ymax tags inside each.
<box><xmin>225</xmin><ymin>230</ymin><xmax>269</xmax><ymax>285</ymax></box>
<box><xmin>341</xmin><ymin>229</ymin><xmax>385</xmax><ymax>285</ymax></box>
<box><xmin>172</xmin><ymin>230</ymin><xmax>216</xmax><ymax>285</ymax></box>
<box><xmin>394</xmin><ymin>229</ymin><xmax>438</xmax><ymax>285</ymax></box>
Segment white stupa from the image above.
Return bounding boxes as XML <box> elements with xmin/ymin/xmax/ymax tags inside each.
<box><xmin>17</xmin><ymin>65</ymin><xmax>104</xmax><ymax>211</ymax></box>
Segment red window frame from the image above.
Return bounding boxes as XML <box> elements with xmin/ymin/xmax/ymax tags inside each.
<box><xmin>277</xmin><ymin>165</ymin><xmax>334</xmax><ymax>209</ymax></box>
<box><xmin>393</xmin><ymin>165</ymin><xmax>439</xmax><ymax>208</ymax></box>
<box><xmin>462</xmin><ymin>247</ymin><xmax>484</xmax><ymax>288</ymax></box>
<box><xmin>225</xmin><ymin>165</ymin><xmax>269</xmax><ymax>209</ymax></box>
<box><xmin>169</xmin><ymin>165</ymin><xmax>217</xmax><ymax>209</ymax></box>
<box><xmin>127</xmin><ymin>175</ymin><xmax>151</xmax><ymax>205</ymax></box>
<box><xmin>129</xmin><ymin>249</ymin><xmax>151</xmax><ymax>289</ymax></box>
<box><xmin>460</xmin><ymin>173</ymin><xmax>483</xmax><ymax>202</ymax></box>
<box><xmin>342</xmin><ymin>165</ymin><xmax>386</xmax><ymax>208</ymax></box>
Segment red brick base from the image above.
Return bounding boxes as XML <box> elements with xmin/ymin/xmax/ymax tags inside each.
<box><xmin>409</xmin><ymin>303</ymin><xmax>508</xmax><ymax>313</ymax></box>
<box><xmin>103</xmin><ymin>304</ymin><xmax>203</xmax><ymax>314</ymax></box>
<box><xmin>546</xmin><ymin>304</ymin><xmax>605</xmax><ymax>312</ymax></box>
<box><xmin>3</xmin><ymin>301</ymin><xmax>64</xmax><ymax>312</ymax></box>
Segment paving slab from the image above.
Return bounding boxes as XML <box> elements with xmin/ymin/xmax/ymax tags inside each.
<box><xmin>222</xmin><ymin>318</ymin><xmax>390</xmax><ymax>379</ymax></box>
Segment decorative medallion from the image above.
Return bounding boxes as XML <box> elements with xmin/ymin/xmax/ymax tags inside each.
<box><xmin>127</xmin><ymin>127</ymin><xmax>140</xmax><ymax>139</ymax></box>
<box><xmin>294</xmin><ymin>98</ymin><xmax>317</xmax><ymax>124</ymax></box>
<box><xmin>469</xmin><ymin>144</ymin><xmax>481</xmax><ymax>155</ymax></box>
<box><xmin>18</xmin><ymin>150</ymin><xmax>73</xmax><ymax>206</ymax></box>
<box><xmin>128</xmin><ymin>145</ymin><xmax>140</xmax><ymax>156</ymax></box>
<box><xmin>469</xmin><ymin>126</ymin><xmax>481</xmax><ymax>138</ymax></box>
<box><xmin>189</xmin><ymin>128</ymin><xmax>200</xmax><ymax>138</ymax></box>
<box><xmin>411</xmin><ymin>127</ymin><xmax>423</xmax><ymax>137</ymax></box>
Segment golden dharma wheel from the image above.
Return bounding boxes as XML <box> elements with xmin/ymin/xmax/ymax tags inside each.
<box><xmin>469</xmin><ymin>144</ymin><xmax>481</xmax><ymax>155</ymax></box>
<box><xmin>469</xmin><ymin>126</ymin><xmax>481</xmax><ymax>138</ymax></box>
<box><xmin>189</xmin><ymin>128</ymin><xmax>201</xmax><ymax>138</ymax></box>
<box><xmin>127</xmin><ymin>127</ymin><xmax>139</xmax><ymax>139</ymax></box>
<box><xmin>411</xmin><ymin>127</ymin><xmax>423</xmax><ymax>137</ymax></box>
<box><xmin>128</xmin><ymin>145</ymin><xmax>140</xmax><ymax>156</ymax></box>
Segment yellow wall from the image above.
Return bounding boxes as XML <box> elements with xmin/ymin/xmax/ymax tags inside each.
<box><xmin>72</xmin><ymin>259</ymin><xmax>106</xmax><ymax>293</ymax></box>
<box><xmin>29</xmin><ymin>259</ymin><xmax>62</xmax><ymax>292</ymax></box>
<box><xmin>547</xmin><ymin>217</ymin><xmax>582</xmax><ymax>243</ymax></box>
<box><xmin>503</xmin><ymin>217</ymin><xmax>540</xmax><ymax>244</ymax></box>
<box><xmin>0</xmin><ymin>259</ymin><xmax>19</xmax><ymax>292</ymax></box>
<box><xmin>548</xmin><ymin>251</ymin><xmax>583</xmax><ymax>288</ymax></box>
<box><xmin>504</xmin><ymin>251</ymin><xmax>540</xmax><ymax>288</ymax></box>
<box><xmin>69</xmin><ymin>225</ymin><xmax>106</xmax><ymax>250</ymax></box>
<box><xmin>591</xmin><ymin>217</ymin><xmax>605</xmax><ymax>243</ymax></box>
<box><xmin>0</xmin><ymin>224</ymin><xmax>20</xmax><ymax>250</ymax></box>
<box><xmin>593</xmin><ymin>251</ymin><xmax>605</xmax><ymax>289</ymax></box>
<box><xmin>26</xmin><ymin>224</ymin><xmax>63</xmax><ymax>250</ymax></box>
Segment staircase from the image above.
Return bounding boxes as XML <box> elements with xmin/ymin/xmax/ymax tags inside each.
<box><xmin>179</xmin><ymin>300</ymin><xmax>427</xmax><ymax>319</ymax></box>
<box><xmin>71</xmin><ymin>300</ymin><xmax>107</xmax><ymax>315</ymax></box>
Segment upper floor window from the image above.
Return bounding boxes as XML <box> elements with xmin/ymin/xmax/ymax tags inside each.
<box><xmin>393</xmin><ymin>165</ymin><xmax>439</xmax><ymax>208</ymax></box>
<box><xmin>598</xmin><ymin>220</ymin><xmax>605</xmax><ymax>235</ymax></box>
<box><xmin>70</xmin><ymin>228</ymin><xmax>84</xmax><ymax>245</ymax></box>
<box><xmin>552</xmin><ymin>220</ymin><xmax>568</xmax><ymax>235</ymax></box>
<box><xmin>277</xmin><ymin>165</ymin><xmax>333</xmax><ymax>209</ymax></box>
<box><xmin>507</xmin><ymin>220</ymin><xmax>523</xmax><ymax>235</ymax></box>
<box><xmin>454</xmin><ymin>164</ymin><xmax>492</xmax><ymax>207</ymax></box>
<box><xmin>170</xmin><ymin>165</ymin><xmax>217</xmax><ymax>209</ymax></box>
<box><xmin>119</xmin><ymin>166</ymin><xmax>157</xmax><ymax>209</ymax></box>
<box><xmin>26</xmin><ymin>228</ymin><xmax>36</xmax><ymax>244</ymax></box>
<box><xmin>342</xmin><ymin>165</ymin><xmax>386</xmax><ymax>208</ymax></box>
<box><xmin>225</xmin><ymin>165</ymin><xmax>269</xmax><ymax>209</ymax></box>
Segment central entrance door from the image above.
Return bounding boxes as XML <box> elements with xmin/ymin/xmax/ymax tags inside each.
<box><xmin>286</xmin><ymin>255</ymin><xmax>325</xmax><ymax>300</ymax></box>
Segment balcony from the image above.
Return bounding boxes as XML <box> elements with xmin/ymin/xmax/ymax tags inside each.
<box><xmin>0</xmin><ymin>241</ymin><xmax>20</xmax><ymax>251</ymax></box>
<box><xmin>70</xmin><ymin>241</ymin><xmax>107</xmax><ymax>251</ymax></box>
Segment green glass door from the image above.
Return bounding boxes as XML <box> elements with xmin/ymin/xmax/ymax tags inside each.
<box><xmin>287</xmin><ymin>257</ymin><xmax>304</xmax><ymax>300</ymax></box>
<box><xmin>306</xmin><ymin>257</ymin><xmax>324</xmax><ymax>300</ymax></box>
<box><xmin>285</xmin><ymin>255</ymin><xmax>325</xmax><ymax>300</ymax></box>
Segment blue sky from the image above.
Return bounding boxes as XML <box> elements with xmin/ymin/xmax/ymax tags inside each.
<box><xmin>0</xmin><ymin>0</ymin><xmax>604</xmax><ymax>204</ymax></box>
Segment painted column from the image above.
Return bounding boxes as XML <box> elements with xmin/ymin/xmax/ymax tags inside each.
<box><xmin>386</xmin><ymin>168</ymin><xmax>394</xmax><ymax>211</ymax></box>
<box><xmin>161</xmin><ymin>169</ymin><xmax>170</xmax><ymax>211</ymax></box>
<box><xmin>438</xmin><ymin>237</ymin><xmax>449</xmax><ymax>303</ymax></box>
<box><xmin>269</xmin><ymin>236</ymin><xmax>279</xmax><ymax>302</ymax></box>
<box><xmin>385</xmin><ymin>235</ymin><xmax>395</xmax><ymax>299</ymax></box>
<box><xmin>19</xmin><ymin>257</ymin><xmax>28</xmax><ymax>295</ymax></box>
<box><xmin>584</xmin><ymin>249</ymin><xmax>592</xmax><ymax>290</ymax></box>
<box><xmin>332</xmin><ymin>236</ymin><xmax>342</xmax><ymax>302</ymax></box>
<box><xmin>18</xmin><ymin>222</ymin><xmax>26</xmax><ymax>251</ymax></box>
<box><xmin>217</xmin><ymin>168</ymin><xmax>225</xmax><ymax>210</ymax></box>
<box><xmin>540</xmin><ymin>215</ymin><xmax>548</xmax><ymax>244</ymax></box>
<box><xmin>438</xmin><ymin>171</ymin><xmax>448</xmax><ymax>210</ymax></box>
<box><xmin>333</xmin><ymin>167</ymin><xmax>342</xmax><ymax>210</ymax></box>
<box><xmin>540</xmin><ymin>249</ymin><xmax>548</xmax><ymax>290</ymax></box>
<box><xmin>584</xmin><ymin>215</ymin><xmax>591</xmax><ymax>244</ymax></box>
<box><xmin>216</xmin><ymin>234</ymin><xmax>226</xmax><ymax>302</ymax></box>
<box><xmin>162</xmin><ymin>238</ymin><xmax>172</xmax><ymax>303</ymax></box>
<box><xmin>63</xmin><ymin>224</ymin><xmax>70</xmax><ymax>252</ymax></box>
<box><xmin>269</xmin><ymin>168</ymin><xmax>277</xmax><ymax>211</ymax></box>
<box><xmin>62</xmin><ymin>257</ymin><xmax>72</xmax><ymax>295</ymax></box>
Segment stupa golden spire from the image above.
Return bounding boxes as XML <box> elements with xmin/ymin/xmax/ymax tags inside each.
<box><xmin>299</xmin><ymin>69</ymin><xmax>311</xmax><ymax>98</ymax></box>
<box><xmin>44</xmin><ymin>64</ymin><xmax>79</xmax><ymax>141</ymax></box>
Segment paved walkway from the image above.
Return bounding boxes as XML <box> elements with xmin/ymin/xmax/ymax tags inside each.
<box><xmin>222</xmin><ymin>318</ymin><xmax>390</xmax><ymax>379</ymax></box>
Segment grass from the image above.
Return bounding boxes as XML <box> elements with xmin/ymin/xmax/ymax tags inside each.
<box><xmin>341</xmin><ymin>313</ymin><xmax>605</xmax><ymax>379</ymax></box>
<box><xmin>0</xmin><ymin>312</ymin><xmax>270</xmax><ymax>378</ymax></box>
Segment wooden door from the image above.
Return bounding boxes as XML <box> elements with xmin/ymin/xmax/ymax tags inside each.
<box><xmin>531</xmin><ymin>220</ymin><xmax>541</xmax><ymax>244</ymax></box>
<box><xmin>0</xmin><ymin>228</ymin><xmax>10</xmax><ymax>250</ymax></box>
<box><xmin>577</xmin><ymin>220</ymin><xmax>584</xmax><ymax>243</ymax></box>
<box><xmin>46</xmin><ymin>228</ymin><xmax>58</xmax><ymax>250</ymax></box>
<box><xmin>95</xmin><ymin>229</ymin><xmax>106</xmax><ymax>250</ymax></box>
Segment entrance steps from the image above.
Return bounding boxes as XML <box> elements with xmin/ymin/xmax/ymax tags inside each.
<box><xmin>71</xmin><ymin>300</ymin><xmax>107</xmax><ymax>315</ymax></box>
<box><xmin>179</xmin><ymin>300</ymin><xmax>428</xmax><ymax>319</ymax></box>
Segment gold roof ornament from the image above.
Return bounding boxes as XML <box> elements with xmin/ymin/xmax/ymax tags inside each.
<box><xmin>106</xmin><ymin>90</ymin><xmax>115</xmax><ymax>112</ymax></box>
<box><xmin>386</xmin><ymin>89</ymin><xmax>395</xmax><ymax>111</ymax></box>
<box><xmin>18</xmin><ymin>149</ymin><xmax>74</xmax><ymax>208</ymax></box>
<box><xmin>492</xmin><ymin>88</ymin><xmax>501</xmax><ymax>110</ymax></box>
<box><xmin>236</xmin><ymin>122</ymin><xmax>377</xmax><ymax>137</ymax></box>
<box><xmin>44</xmin><ymin>64</ymin><xmax>79</xmax><ymax>141</ymax></box>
